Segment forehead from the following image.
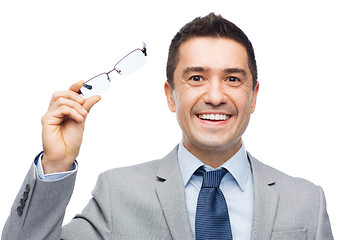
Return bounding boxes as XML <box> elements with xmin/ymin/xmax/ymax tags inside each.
<box><xmin>176</xmin><ymin>37</ymin><xmax>250</xmax><ymax>72</ymax></box>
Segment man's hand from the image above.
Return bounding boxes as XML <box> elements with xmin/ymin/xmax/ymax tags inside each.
<box><xmin>41</xmin><ymin>81</ymin><xmax>101</xmax><ymax>174</ymax></box>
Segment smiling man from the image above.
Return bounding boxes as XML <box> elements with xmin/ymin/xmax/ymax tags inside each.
<box><xmin>3</xmin><ymin>13</ymin><xmax>333</xmax><ymax>240</ymax></box>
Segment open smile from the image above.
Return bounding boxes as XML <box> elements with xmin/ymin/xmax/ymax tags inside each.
<box><xmin>197</xmin><ymin>113</ymin><xmax>231</xmax><ymax>121</ymax></box>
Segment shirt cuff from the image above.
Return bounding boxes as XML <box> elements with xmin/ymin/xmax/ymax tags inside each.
<box><xmin>34</xmin><ymin>152</ymin><xmax>77</xmax><ymax>181</ymax></box>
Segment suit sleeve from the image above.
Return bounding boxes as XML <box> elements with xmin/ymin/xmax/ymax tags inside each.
<box><xmin>61</xmin><ymin>172</ymin><xmax>112</xmax><ymax>240</ymax></box>
<box><xmin>315</xmin><ymin>186</ymin><xmax>334</xmax><ymax>240</ymax></box>
<box><xmin>1</xmin><ymin>160</ymin><xmax>77</xmax><ymax>240</ymax></box>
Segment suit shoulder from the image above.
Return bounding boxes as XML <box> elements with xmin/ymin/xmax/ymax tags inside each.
<box><xmin>249</xmin><ymin>153</ymin><xmax>321</xmax><ymax>192</ymax></box>
<box><xmin>101</xmin><ymin>158</ymin><xmax>164</xmax><ymax>183</ymax></box>
<box><xmin>101</xmin><ymin>146</ymin><xmax>179</xmax><ymax>182</ymax></box>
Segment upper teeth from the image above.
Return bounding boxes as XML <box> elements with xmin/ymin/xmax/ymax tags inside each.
<box><xmin>198</xmin><ymin>114</ymin><xmax>230</xmax><ymax>121</ymax></box>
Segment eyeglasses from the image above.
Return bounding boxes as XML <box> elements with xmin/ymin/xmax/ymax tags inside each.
<box><xmin>78</xmin><ymin>42</ymin><xmax>147</xmax><ymax>98</ymax></box>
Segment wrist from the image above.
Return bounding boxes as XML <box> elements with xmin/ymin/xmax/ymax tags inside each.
<box><xmin>42</xmin><ymin>155</ymin><xmax>74</xmax><ymax>174</ymax></box>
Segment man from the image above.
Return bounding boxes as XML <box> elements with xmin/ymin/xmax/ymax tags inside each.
<box><xmin>2</xmin><ymin>13</ymin><xmax>333</xmax><ymax>240</ymax></box>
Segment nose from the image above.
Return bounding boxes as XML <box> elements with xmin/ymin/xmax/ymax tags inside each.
<box><xmin>202</xmin><ymin>79</ymin><xmax>227</xmax><ymax>106</ymax></box>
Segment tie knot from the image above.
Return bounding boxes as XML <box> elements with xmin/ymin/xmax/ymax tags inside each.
<box><xmin>196</xmin><ymin>167</ymin><xmax>228</xmax><ymax>188</ymax></box>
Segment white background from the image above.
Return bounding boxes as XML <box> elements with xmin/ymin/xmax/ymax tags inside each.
<box><xmin>0</xmin><ymin>0</ymin><xmax>359</xmax><ymax>238</ymax></box>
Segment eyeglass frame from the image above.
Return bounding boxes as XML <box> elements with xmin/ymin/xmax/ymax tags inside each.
<box><xmin>78</xmin><ymin>42</ymin><xmax>147</xmax><ymax>95</ymax></box>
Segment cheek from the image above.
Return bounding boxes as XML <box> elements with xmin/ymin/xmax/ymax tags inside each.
<box><xmin>175</xmin><ymin>96</ymin><xmax>191</xmax><ymax>115</ymax></box>
<box><xmin>175</xmin><ymin>88</ymin><xmax>201</xmax><ymax>112</ymax></box>
<box><xmin>233</xmin><ymin>95</ymin><xmax>253</xmax><ymax>116</ymax></box>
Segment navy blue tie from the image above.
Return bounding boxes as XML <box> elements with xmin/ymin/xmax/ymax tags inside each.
<box><xmin>195</xmin><ymin>167</ymin><xmax>232</xmax><ymax>240</ymax></box>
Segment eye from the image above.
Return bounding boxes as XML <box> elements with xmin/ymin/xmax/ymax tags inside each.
<box><xmin>188</xmin><ymin>75</ymin><xmax>206</xmax><ymax>86</ymax></box>
<box><xmin>226</xmin><ymin>76</ymin><xmax>242</xmax><ymax>86</ymax></box>
<box><xmin>190</xmin><ymin>75</ymin><xmax>203</xmax><ymax>81</ymax></box>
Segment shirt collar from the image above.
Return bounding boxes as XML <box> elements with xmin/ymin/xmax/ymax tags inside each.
<box><xmin>177</xmin><ymin>140</ymin><xmax>251</xmax><ymax>191</ymax></box>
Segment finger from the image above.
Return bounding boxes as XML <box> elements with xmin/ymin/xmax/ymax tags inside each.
<box><xmin>49</xmin><ymin>97</ymin><xmax>88</xmax><ymax>117</ymax></box>
<box><xmin>43</xmin><ymin>105</ymin><xmax>85</xmax><ymax>125</ymax></box>
<box><xmin>55</xmin><ymin>106</ymin><xmax>85</xmax><ymax>123</ymax></box>
<box><xmin>83</xmin><ymin>95</ymin><xmax>101</xmax><ymax>113</ymax></box>
<box><xmin>69</xmin><ymin>80</ymin><xmax>85</xmax><ymax>93</ymax></box>
<box><xmin>50</xmin><ymin>90</ymin><xmax>85</xmax><ymax>106</ymax></box>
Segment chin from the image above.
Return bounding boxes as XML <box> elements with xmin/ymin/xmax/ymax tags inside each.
<box><xmin>194</xmin><ymin>137</ymin><xmax>239</xmax><ymax>151</ymax></box>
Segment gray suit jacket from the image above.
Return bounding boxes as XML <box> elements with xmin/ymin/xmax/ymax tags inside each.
<box><xmin>2</xmin><ymin>146</ymin><xmax>333</xmax><ymax>240</ymax></box>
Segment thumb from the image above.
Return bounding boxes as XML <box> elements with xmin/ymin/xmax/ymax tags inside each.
<box><xmin>69</xmin><ymin>80</ymin><xmax>85</xmax><ymax>92</ymax></box>
<box><xmin>83</xmin><ymin>95</ymin><xmax>101</xmax><ymax>113</ymax></box>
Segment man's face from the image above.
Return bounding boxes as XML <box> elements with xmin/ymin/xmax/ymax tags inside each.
<box><xmin>165</xmin><ymin>37</ymin><xmax>259</xmax><ymax>158</ymax></box>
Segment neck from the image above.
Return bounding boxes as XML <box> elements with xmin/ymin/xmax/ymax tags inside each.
<box><xmin>182</xmin><ymin>141</ymin><xmax>242</xmax><ymax>169</ymax></box>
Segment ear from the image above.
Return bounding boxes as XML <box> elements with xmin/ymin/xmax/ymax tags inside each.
<box><xmin>164</xmin><ymin>81</ymin><xmax>176</xmax><ymax>112</ymax></box>
<box><xmin>250</xmin><ymin>82</ymin><xmax>260</xmax><ymax>114</ymax></box>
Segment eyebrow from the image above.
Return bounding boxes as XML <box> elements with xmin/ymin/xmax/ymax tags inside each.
<box><xmin>182</xmin><ymin>66</ymin><xmax>247</xmax><ymax>77</ymax></box>
<box><xmin>182</xmin><ymin>66</ymin><xmax>209</xmax><ymax>76</ymax></box>
<box><xmin>223</xmin><ymin>68</ymin><xmax>248</xmax><ymax>77</ymax></box>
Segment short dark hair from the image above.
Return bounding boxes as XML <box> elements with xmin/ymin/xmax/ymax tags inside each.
<box><xmin>166</xmin><ymin>13</ymin><xmax>258</xmax><ymax>89</ymax></box>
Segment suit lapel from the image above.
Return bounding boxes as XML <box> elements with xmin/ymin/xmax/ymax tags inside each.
<box><xmin>155</xmin><ymin>146</ymin><xmax>193</xmax><ymax>240</ymax></box>
<box><xmin>248</xmin><ymin>153</ymin><xmax>279</xmax><ymax>240</ymax></box>
<box><xmin>154</xmin><ymin>148</ymin><xmax>279</xmax><ymax>239</ymax></box>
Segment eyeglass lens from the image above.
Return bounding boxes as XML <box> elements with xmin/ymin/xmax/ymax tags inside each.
<box><xmin>115</xmin><ymin>49</ymin><xmax>146</xmax><ymax>75</ymax></box>
<box><xmin>79</xmin><ymin>47</ymin><xmax>146</xmax><ymax>98</ymax></box>
<box><xmin>81</xmin><ymin>73</ymin><xmax>110</xmax><ymax>98</ymax></box>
